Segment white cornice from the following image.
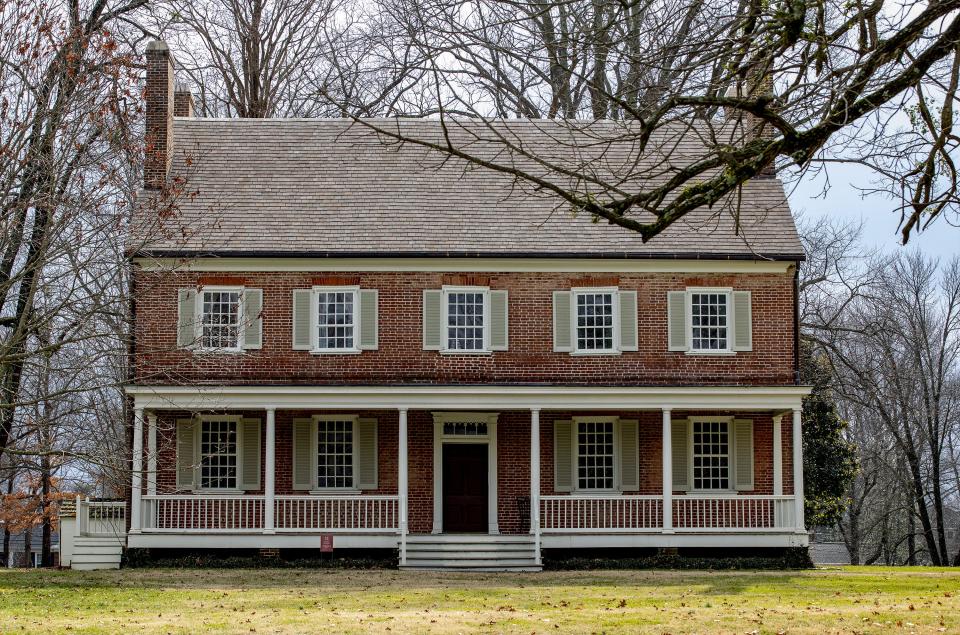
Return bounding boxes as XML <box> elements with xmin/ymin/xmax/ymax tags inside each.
<box><xmin>133</xmin><ymin>257</ymin><xmax>793</xmax><ymax>274</ymax></box>
<box><xmin>125</xmin><ymin>384</ymin><xmax>810</xmax><ymax>411</ymax></box>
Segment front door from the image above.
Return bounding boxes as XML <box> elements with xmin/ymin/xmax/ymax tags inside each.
<box><xmin>442</xmin><ymin>443</ymin><xmax>488</xmax><ymax>532</ymax></box>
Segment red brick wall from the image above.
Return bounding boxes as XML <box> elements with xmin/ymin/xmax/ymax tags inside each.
<box><xmin>146</xmin><ymin>409</ymin><xmax>794</xmax><ymax>534</ymax></box>
<box><xmin>132</xmin><ymin>269</ymin><xmax>797</xmax><ymax>386</ymax></box>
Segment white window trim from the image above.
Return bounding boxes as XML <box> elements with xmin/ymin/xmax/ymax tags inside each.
<box><xmin>309</xmin><ymin>414</ymin><xmax>360</xmax><ymax>494</ymax></box>
<box><xmin>685</xmin><ymin>287</ymin><xmax>734</xmax><ymax>355</ymax></box>
<box><xmin>572</xmin><ymin>416</ymin><xmax>622</xmax><ymax>494</ymax></box>
<box><xmin>430</xmin><ymin>412</ymin><xmax>499</xmax><ymax>534</ymax></box>
<box><xmin>194</xmin><ymin>285</ymin><xmax>245</xmax><ymax>353</ymax></box>
<box><xmin>311</xmin><ymin>285</ymin><xmax>362</xmax><ymax>355</ymax></box>
<box><xmin>441</xmin><ymin>285</ymin><xmax>491</xmax><ymax>354</ymax></box>
<box><xmin>688</xmin><ymin>415</ymin><xmax>736</xmax><ymax>494</ymax></box>
<box><xmin>195</xmin><ymin>414</ymin><xmax>244</xmax><ymax>494</ymax></box>
<box><xmin>570</xmin><ymin>287</ymin><xmax>621</xmax><ymax>356</ymax></box>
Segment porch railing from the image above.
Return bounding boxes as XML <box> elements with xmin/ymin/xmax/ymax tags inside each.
<box><xmin>540</xmin><ymin>495</ymin><xmax>797</xmax><ymax>532</ymax></box>
<box><xmin>140</xmin><ymin>494</ymin><xmax>399</xmax><ymax>533</ymax></box>
<box><xmin>76</xmin><ymin>498</ymin><xmax>126</xmax><ymax>538</ymax></box>
<box><xmin>540</xmin><ymin>495</ymin><xmax>662</xmax><ymax>532</ymax></box>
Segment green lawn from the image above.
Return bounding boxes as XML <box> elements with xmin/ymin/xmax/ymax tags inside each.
<box><xmin>0</xmin><ymin>567</ymin><xmax>958</xmax><ymax>634</ymax></box>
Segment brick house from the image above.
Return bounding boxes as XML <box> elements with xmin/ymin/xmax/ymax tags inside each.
<box><xmin>115</xmin><ymin>41</ymin><xmax>811</xmax><ymax>571</ymax></box>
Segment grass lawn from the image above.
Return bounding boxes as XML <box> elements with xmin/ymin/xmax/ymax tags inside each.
<box><xmin>1</xmin><ymin>567</ymin><xmax>959</xmax><ymax>634</ymax></box>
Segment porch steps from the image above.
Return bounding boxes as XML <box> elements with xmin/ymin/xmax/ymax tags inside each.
<box><xmin>401</xmin><ymin>534</ymin><xmax>541</xmax><ymax>572</ymax></box>
<box><xmin>70</xmin><ymin>536</ymin><xmax>124</xmax><ymax>570</ymax></box>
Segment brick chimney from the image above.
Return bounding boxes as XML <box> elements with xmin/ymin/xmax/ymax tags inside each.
<box><xmin>725</xmin><ymin>73</ymin><xmax>776</xmax><ymax>178</ymax></box>
<box><xmin>174</xmin><ymin>82</ymin><xmax>194</xmax><ymax>117</ymax></box>
<box><xmin>144</xmin><ymin>40</ymin><xmax>175</xmax><ymax>190</ymax></box>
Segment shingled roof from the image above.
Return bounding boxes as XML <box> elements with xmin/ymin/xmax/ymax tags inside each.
<box><xmin>133</xmin><ymin>117</ymin><xmax>804</xmax><ymax>260</ymax></box>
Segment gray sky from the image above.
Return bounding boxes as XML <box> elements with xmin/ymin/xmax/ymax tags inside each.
<box><xmin>788</xmin><ymin>163</ymin><xmax>957</xmax><ymax>260</ymax></box>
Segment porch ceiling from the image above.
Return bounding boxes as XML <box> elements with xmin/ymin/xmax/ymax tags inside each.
<box><xmin>124</xmin><ymin>384</ymin><xmax>810</xmax><ymax>412</ymax></box>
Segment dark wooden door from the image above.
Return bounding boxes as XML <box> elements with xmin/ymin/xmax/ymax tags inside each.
<box><xmin>442</xmin><ymin>444</ymin><xmax>488</xmax><ymax>533</ymax></box>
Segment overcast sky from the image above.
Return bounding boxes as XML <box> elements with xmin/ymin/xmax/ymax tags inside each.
<box><xmin>787</xmin><ymin>163</ymin><xmax>957</xmax><ymax>260</ymax></box>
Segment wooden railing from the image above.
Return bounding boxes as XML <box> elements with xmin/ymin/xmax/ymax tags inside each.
<box><xmin>275</xmin><ymin>496</ymin><xmax>398</xmax><ymax>532</ymax></box>
<box><xmin>76</xmin><ymin>498</ymin><xmax>126</xmax><ymax>537</ymax></box>
<box><xmin>140</xmin><ymin>495</ymin><xmax>399</xmax><ymax>533</ymax></box>
<box><xmin>540</xmin><ymin>495</ymin><xmax>797</xmax><ymax>532</ymax></box>
<box><xmin>540</xmin><ymin>496</ymin><xmax>662</xmax><ymax>532</ymax></box>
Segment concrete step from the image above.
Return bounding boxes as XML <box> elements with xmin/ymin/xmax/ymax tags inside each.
<box><xmin>402</xmin><ymin>534</ymin><xmax>541</xmax><ymax>571</ymax></box>
<box><xmin>406</xmin><ymin>547</ymin><xmax>536</xmax><ymax>557</ymax></box>
<box><xmin>70</xmin><ymin>544</ymin><xmax>124</xmax><ymax>555</ymax></box>
<box><xmin>72</xmin><ymin>561</ymin><xmax>121</xmax><ymax>571</ymax></box>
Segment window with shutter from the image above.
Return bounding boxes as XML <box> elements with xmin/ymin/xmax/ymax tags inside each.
<box><xmin>688</xmin><ymin>416</ymin><xmax>736</xmax><ymax>492</ymax></box>
<box><xmin>571</xmin><ymin>288</ymin><xmax>618</xmax><ymax>354</ymax></box>
<box><xmin>195</xmin><ymin>416</ymin><xmax>246</xmax><ymax>491</ymax></box>
<box><xmin>441</xmin><ymin>286</ymin><xmax>491</xmax><ymax>352</ymax></box>
<box><xmin>195</xmin><ymin>286</ymin><xmax>244</xmax><ymax>351</ymax></box>
<box><xmin>314</xmin><ymin>286</ymin><xmax>360</xmax><ymax>353</ymax></box>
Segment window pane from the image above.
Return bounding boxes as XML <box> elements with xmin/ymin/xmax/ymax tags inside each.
<box><xmin>692</xmin><ymin>420</ymin><xmax>730</xmax><ymax>490</ymax></box>
<box><xmin>577</xmin><ymin>421</ymin><xmax>614</xmax><ymax>490</ymax></box>
<box><xmin>317</xmin><ymin>419</ymin><xmax>354</xmax><ymax>488</ymax></box>
<box><xmin>201</xmin><ymin>291</ymin><xmax>241</xmax><ymax>349</ymax></box>
<box><xmin>200</xmin><ymin>420</ymin><xmax>238</xmax><ymax>489</ymax></box>
<box><xmin>576</xmin><ymin>292</ymin><xmax>614</xmax><ymax>351</ymax></box>
<box><xmin>690</xmin><ymin>292</ymin><xmax>728</xmax><ymax>351</ymax></box>
<box><xmin>317</xmin><ymin>291</ymin><xmax>355</xmax><ymax>350</ymax></box>
<box><xmin>447</xmin><ymin>291</ymin><xmax>485</xmax><ymax>350</ymax></box>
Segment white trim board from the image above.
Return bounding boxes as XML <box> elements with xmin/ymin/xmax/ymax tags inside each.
<box><xmin>126</xmin><ymin>384</ymin><xmax>811</xmax><ymax>412</ymax></box>
<box><xmin>134</xmin><ymin>257</ymin><xmax>793</xmax><ymax>274</ymax></box>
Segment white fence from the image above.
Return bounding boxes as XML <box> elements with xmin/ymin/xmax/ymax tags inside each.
<box><xmin>540</xmin><ymin>494</ymin><xmax>797</xmax><ymax>532</ymax></box>
<box><xmin>76</xmin><ymin>498</ymin><xmax>126</xmax><ymax>538</ymax></box>
<box><xmin>140</xmin><ymin>495</ymin><xmax>399</xmax><ymax>533</ymax></box>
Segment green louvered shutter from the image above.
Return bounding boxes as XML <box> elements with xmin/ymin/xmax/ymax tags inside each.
<box><xmin>239</xmin><ymin>418</ymin><xmax>262</xmax><ymax>490</ymax></box>
<box><xmin>292</xmin><ymin>290</ymin><xmax>312</xmax><ymax>350</ymax></box>
<box><xmin>618</xmin><ymin>290</ymin><xmax>638</xmax><ymax>351</ymax></box>
<box><xmin>552</xmin><ymin>291</ymin><xmax>573</xmax><ymax>352</ymax></box>
<box><xmin>733</xmin><ymin>419</ymin><xmax>755</xmax><ymax>491</ymax></box>
<box><xmin>242</xmin><ymin>289</ymin><xmax>263</xmax><ymax>350</ymax></box>
<box><xmin>490</xmin><ymin>290</ymin><xmax>509</xmax><ymax>351</ymax></box>
<box><xmin>671</xmin><ymin>419</ymin><xmax>690</xmax><ymax>491</ymax></box>
<box><xmin>355</xmin><ymin>418</ymin><xmax>378</xmax><ymax>489</ymax></box>
<box><xmin>422</xmin><ymin>290</ymin><xmax>443</xmax><ymax>350</ymax></box>
<box><xmin>732</xmin><ymin>291</ymin><xmax>753</xmax><ymax>351</ymax></box>
<box><xmin>292</xmin><ymin>418</ymin><xmax>314</xmax><ymax>490</ymax></box>
<box><xmin>553</xmin><ymin>420</ymin><xmax>574</xmax><ymax>492</ymax></box>
<box><xmin>618</xmin><ymin>419</ymin><xmax>639</xmax><ymax>490</ymax></box>
<box><xmin>177</xmin><ymin>289</ymin><xmax>197</xmax><ymax>348</ymax></box>
<box><xmin>176</xmin><ymin>418</ymin><xmax>197</xmax><ymax>490</ymax></box>
<box><xmin>667</xmin><ymin>291</ymin><xmax>689</xmax><ymax>351</ymax></box>
<box><xmin>359</xmin><ymin>289</ymin><xmax>379</xmax><ymax>350</ymax></box>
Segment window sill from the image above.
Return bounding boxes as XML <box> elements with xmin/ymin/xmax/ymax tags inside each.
<box><xmin>439</xmin><ymin>350</ymin><xmax>492</xmax><ymax>356</ymax></box>
<box><xmin>570</xmin><ymin>350</ymin><xmax>621</xmax><ymax>356</ymax></box>
<box><xmin>193</xmin><ymin>489</ymin><xmax>245</xmax><ymax>495</ymax></box>
<box><xmin>684</xmin><ymin>490</ymin><xmax>740</xmax><ymax>497</ymax></box>
<box><xmin>684</xmin><ymin>350</ymin><xmax>736</xmax><ymax>356</ymax></box>
<box><xmin>572</xmin><ymin>490</ymin><xmax>623</xmax><ymax>497</ymax></box>
<box><xmin>191</xmin><ymin>348</ymin><xmax>246</xmax><ymax>355</ymax></box>
<box><xmin>308</xmin><ymin>489</ymin><xmax>362</xmax><ymax>496</ymax></box>
<box><xmin>310</xmin><ymin>349</ymin><xmax>362</xmax><ymax>355</ymax></box>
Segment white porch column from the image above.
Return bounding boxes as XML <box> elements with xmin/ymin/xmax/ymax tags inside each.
<box><xmin>398</xmin><ymin>408</ymin><xmax>408</xmax><ymax>565</ymax></box>
<box><xmin>530</xmin><ymin>409</ymin><xmax>541</xmax><ymax>565</ymax></box>
<box><xmin>772</xmin><ymin>415</ymin><xmax>783</xmax><ymax>496</ymax></box>
<box><xmin>661</xmin><ymin>408</ymin><xmax>673</xmax><ymax>533</ymax></box>
<box><xmin>130</xmin><ymin>407</ymin><xmax>144</xmax><ymax>534</ymax></box>
<box><xmin>146</xmin><ymin>413</ymin><xmax>158</xmax><ymax>496</ymax></box>
<box><xmin>792</xmin><ymin>408</ymin><xmax>805</xmax><ymax>532</ymax></box>
<box><xmin>263</xmin><ymin>408</ymin><xmax>276</xmax><ymax>534</ymax></box>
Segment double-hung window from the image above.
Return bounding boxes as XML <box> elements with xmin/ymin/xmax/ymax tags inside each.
<box><xmin>691</xmin><ymin>419</ymin><xmax>730</xmax><ymax>490</ymax></box>
<box><xmin>688</xmin><ymin>288</ymin><xmax>731</xmax><ymax>353</ymax></box>
<box><xmin>199</xmin><ymin>418</ymin><xmax>239</xmax><ymax>490</ymax></box>
<box><xmin>572</xmin><ymin>288</ymin><xmax>618</xmax><ymax>354</ymax></box>
<box><xmin>197</xmin><ymin>287</ymin><xmax>244</xmax><ymax>351</ymax></box>
<box><xmin>575</xmin><ymin>418</ymin><xmax>617</xmax><ymax>491</ymax></box>
<box><xmin>443</xmin><ymin>286</ymin><xmax>489</xmax><ymax>352</ymax></box>
<box><xmin>316</xmin><ymin>417</ymin><xmax>356</xmax><ymax>489</ymax></box>
<box><xmin>314</xmin><ymin>286</ymin><xmax>359</xmax><ymax>353</ymax></box>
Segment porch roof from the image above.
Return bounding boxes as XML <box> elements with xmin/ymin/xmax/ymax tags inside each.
<box><xmin>124</xmin><ymin>383</ymin><xmax>810</xmax><ymax>412</ymax></box>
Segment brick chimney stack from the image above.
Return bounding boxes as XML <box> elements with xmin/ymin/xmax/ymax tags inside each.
<box><xmin>144</xmin><ymin>40</ymin><xmax>175</xmax><ymax>190</ymax></box>
<box><xmin>174</xmin><ymin>82</ymin><xmax>194</xmax><ymax>118</ymax></box>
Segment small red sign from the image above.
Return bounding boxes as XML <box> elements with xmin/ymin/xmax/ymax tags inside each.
<box><xmin>320</xmin><ymin>534</ymin><xmax>334</xmax><ymax>552</ymax></box>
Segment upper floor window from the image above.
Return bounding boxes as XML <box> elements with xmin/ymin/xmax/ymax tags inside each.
<box><xmin>200</xmin><ymin>418</ymin><xmax>238</xmax><ymax>489</ymax></box>
<box><xmin>197</xmin><ymin>287</ymin><xmax>244</xmax><ymax>351</ymax></box>
<box><xmin>316</xmin><ymin>287</ymin><xmax>359</xmax><ymax>352</ymax></box>
<box><xmin>576</xmin><ymin>419</ymin><xmax>616</xmax><ymax>490</ymax></box>
<box><xmin>573</xmin><ymin>288</ymin><xmax>618</xmax><ymax>354</ymax></box>
<box><xmin>689</xmin><ymin>290</ymin><xmax>730</xmax><ymax>352</ymax></box>
<box><xmin>444</xmin><ymin>286</ymin><xmax>489</xmax><ymax>352</ymax></box>
<box><xmin>692</xmin><ymin>419</ymin><xmax>730</xmax><ymax>490</ymax></box>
